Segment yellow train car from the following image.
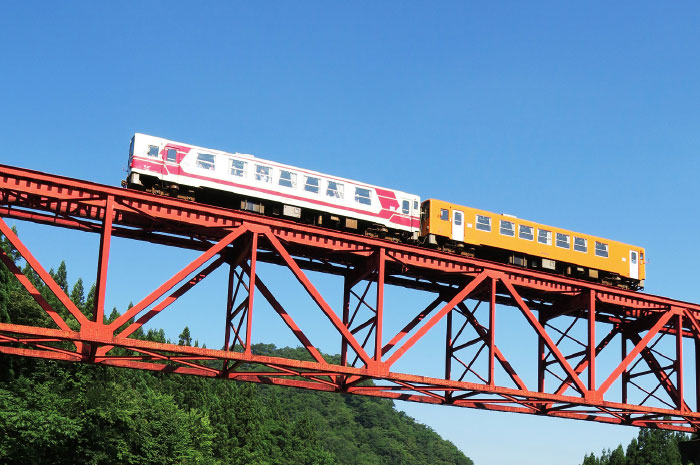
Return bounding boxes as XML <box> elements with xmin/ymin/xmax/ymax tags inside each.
<box><xmin>420</xmin><ymin>199</ymin><xmax>645</xmax><ymax>289</ymax></box>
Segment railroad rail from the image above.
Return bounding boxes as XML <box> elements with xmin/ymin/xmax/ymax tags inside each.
<box><xmin>0</xmin><ymin>163</ymin><xmax>699</xmax><ymax>431</ymax></box>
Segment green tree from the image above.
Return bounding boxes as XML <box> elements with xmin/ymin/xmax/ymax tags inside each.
<box><xmin>585</xmin><ymin>428</ymin><xmax>687</xmax><ymax>465</ymax></box>
<box><xmin>627</xmin><ymin>428</ymin><xmax>684</xmax><ymax>465</ymax></box>
<box><xmin>70</xmin><ymin>278</ymin><xmax>85</xmax><ymax>308</ymax></box>
<box><xmin>609</xmin><ymin>445</ymin><xmax>627</xmax><ymax>465</ymax></box>
<box><xmin>178</xmin><ymin>326</ymin><xmax>192</xmax><ymax>346</ymax></box>
<box><xmin>582</xmin><ymin>453</ymin><xmax>601</xmax><ymax>465</ymax></box>
<box><xmin>80</xmin><ymin>384</ymin><xmax>216</xmax><ymax>465</ymax></box>
<box><xmin>83</xmin><ymin>283</ymin><xmax>96</xmax><ymax>320</ymax></box>
<box><xmin>0</xmin><ymin>380</ymin><xmax>82</xmax><ymax>464</ymax></box>
<box><xmin>52</xmin><ymin>261</ymin><xmax>68</xmax><ymax>293</ymax></box>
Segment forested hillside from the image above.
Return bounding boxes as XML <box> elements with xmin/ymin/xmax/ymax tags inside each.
<box><xmin>0</xmin><ymin>233</ymin><xmax>472</xmax><ymax>464</ymax></box>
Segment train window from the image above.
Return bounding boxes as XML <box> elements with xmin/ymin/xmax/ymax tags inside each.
<box><xmin>440</xmin><ymin>209</ymin><xmax>449</xmax><ymax>221</ymax></box>
<box><xmin>196</xmin><ymin>153</ymin><xmax>216</xmax><ymax>171</ymax></box>
<box><xmin>147</xmin><ymin>145</ymin><xmax>159</xmax><ymax>157</ymax></box>
<box><xmin>500</xmin><ymin>220</ymin><xmax>515</xmax><ymax>237</ymax></box>
<box><xmin>355</xmin><ymin>187</ymin><xmax>372</xmax><ymax>205</ymax></box>
<box><xmin>556</xmin><ymin>233</ymin><xmax>570</xmax><ymax>249</ymax></box>
<box><xmin>574</xmin><ymin>237</ymin><xmax>588</xmax><ymax>252</ymax></box>
<box><xmin>538</xmin><ymin>229</ymin><xmax>552</xmax><ymax>245</ymax></box>
<box><xmin>166</xmin><ymin>149</ymin><xmax>177</xmax><ymax>162</ymax></box>
<box><xmin>255</xmin><ymin>165</ymin><xmax>272</xmax><ymax>183</ymax></box>
<box><xmin>230</xmin><ymin>159</ymin><xmax>247</xmax><ymax>177</ymax></box>
<box><xmin>304</xmin><ymin>176</ymin><xmax>320</xmax><ymax>194</ymax></box>
<box><xmin>519</xmin><ymin>225</ymin><xmax>534</xmax><ymax>241</ymax></box>
<box><xmin>402</xmin><ymin>200</ymin><xmax>410</xmax><ymax>215</ymax></box>
<box><xmin>476</xmin><ymin>214</ymin><xmax>491</xmax><ymax>231</ymax></box>
<box><xmin>595</xmin><ymin>241</ymin><xmax>609</xmax><ymax>258</ymax></box>
<box><xmin>326</xmin><ymin>181</ymin><xmax>344</xmax><ymax>199</ymax></box>
<box><xmin>278</xmin><ymin>170</ymin><xmax>297</xmax><ymax>188</ymax></box>
<box><xmin>454</xmin><ymin>211</ymin><xmax>463</xmax><ymax>226</ymax></box>
<box><xmin>413</xmin><ymin>200</ymin><xmax>418</xmax><ymax>211</ymax></box>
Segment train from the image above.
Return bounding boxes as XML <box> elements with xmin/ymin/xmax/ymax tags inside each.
<box><xmin>124</xmin><ymin>133</ymin><xmax>646</xmax><ymax>290</ymax></box>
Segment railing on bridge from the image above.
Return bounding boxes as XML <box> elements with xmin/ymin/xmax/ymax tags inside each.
<box><xmin>0</xmin><ymin>163</ymin><xmax>699</xmax><ymax>431</ymax></box>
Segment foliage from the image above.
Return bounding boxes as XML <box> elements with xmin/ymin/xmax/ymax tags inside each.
<box><xmin>582</xmin><ymin>427</ymin><xmax>688</xmax><ymax>465</ymax></box>
<box><xmin>0</xmin><ymin>246</ymin><xmax>472</xmax><ymax>464</ymax></box>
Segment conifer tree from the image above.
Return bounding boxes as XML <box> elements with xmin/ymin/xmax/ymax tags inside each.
<box><xmin>70</xmin><ymin>278</ymin><xmax>85</xmax><ymax>308</ymax></box>
<box><xmin>178</xmin><ymin>326</ymin><xmax>192</xmax><ymax>346</ymax></box>
<box><xmin>53</xmin><ymin>261</ymin><xmax>68</xmax><ymax>292</ymax></box>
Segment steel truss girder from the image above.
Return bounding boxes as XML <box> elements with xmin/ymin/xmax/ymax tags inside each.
<box><xmin>1</xmin><ymin>164</ymin><xmax>700</xmax><ymax>432</ymax></box>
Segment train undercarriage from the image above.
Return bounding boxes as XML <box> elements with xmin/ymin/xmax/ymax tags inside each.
<box><xmin>124</xmin><ymin>174</ymin><xmax>414</xmax><ymax>242</ymax></box>
<box><xmin>428</xmin><ymin>236</ymin><xmax>643</xmax><ymax>291</ymax></box>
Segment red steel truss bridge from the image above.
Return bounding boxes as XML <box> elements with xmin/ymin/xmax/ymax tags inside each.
<box><xmin>1</xmin><ymin>163</ymin><xmax>700</xmax><ymax>433</ymax></box>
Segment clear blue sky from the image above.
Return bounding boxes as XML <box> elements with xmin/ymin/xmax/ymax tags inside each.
<box><xmin>2</xmin><ymin>2</ymin><xmax>700</xmax><ymax>464</ymax></box>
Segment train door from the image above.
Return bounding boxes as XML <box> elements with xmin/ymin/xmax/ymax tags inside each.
<box><xmin>629</xmin><ymin>250</ymin><xmax>639</xmax><ymax>280</ymax></box>
<box><xmin>162</xmin><ymin>147</ymin><xmax>180</xmax><ymax>185</ymax></box>
<box><xmin>412</xmin><ymin>200</ymin><xmax>419</xmax><ymax>232</ymax></box>
<box><xmin>452</xmin><ymin>210</ymin><xmax>464</xmax><ymax>242</ymax></box>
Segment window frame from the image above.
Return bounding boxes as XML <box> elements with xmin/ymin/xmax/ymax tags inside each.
<box><xmin>500</xmin><ymin>220</ymin><xmax>515</xmax><ymax>237</ymax></box>
<box><xmin>440</xmin><ymin>209</ymin><xmax>449</xmax><ymax>221</ymax></box>
<box><xmin>304</xmin><ymin>176</ymin><xmax>320</xmax><ymax>194</ymax></box>
<box><xmin>454</xmin><ymin>210</ymin><xmax>463</xmax><ymax>226</ymax></box>
<box><xmin>196</xmin><ymin>153</ymin><xmax>216</xmax><ymax>171</ymax></box>
<box><xmin>166</xmin><ymin>148</ymin><xmax>177</xmax><ymax>163</ymax></box>
<box><xmin>595</xmin><ymin>241</ymin><xmax>609</xmax><ymax>258</ymax></box>
<box><xmin>230</xmin><ymin>159</ymin><xmax>247</xmax><ymax>177</ymax></box>
<box><xmin>278</xmin><ymin>169</ymin><xmax>297</xmax><ymax>188</ymax></box>
<box><xmin>147</xmin><ymin>145</ymin><xmax>159</xmax><ymax>158</ymax></box>
<box><xmin>326</xmin><ymin>181</ymin><xmax>344</xmax><ymax>199</ymax></box>
<box><xmin>519</xmin><ymin>224</ymin><xmax>534</xmax><ymax>241</ymax></box>
<box><xmin>255</xmin><ymin>164</ymin><xmax>272</xmax><ymax>183</ymax></box>
<box><xmin>538</xmin><ymin>229</ymin><xmax>552</xmax><ymax>246</ymax></box>
<box><xmin>573</xmin><ymin>237</ymin><xmax>588</xmax><ymax>253</ymax></box>
<box><xmin>355</xmin><ymin>187</ymin><xmax>372</xmax><ymax>205</ymax></box>
<box><xmin>555</xmin><ymin>232</ymin><xmax>571</xmax><ymax>249</ymax></box>
<box><xmin>476</xmin><ymin>214</ymin><xmax>491</xmax><ymax>232</ymax></box>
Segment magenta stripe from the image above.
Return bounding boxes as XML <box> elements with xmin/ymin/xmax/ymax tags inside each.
<box><xmin>131</xmin><ymin>157</ymin><xmax>418</xmax><ymax>228</ymax></box>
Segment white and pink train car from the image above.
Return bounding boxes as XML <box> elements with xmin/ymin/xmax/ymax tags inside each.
<box><xmin>126</xmin><ymin>133</ymin><xmax>421</xmax><ymax>238</ymax></box>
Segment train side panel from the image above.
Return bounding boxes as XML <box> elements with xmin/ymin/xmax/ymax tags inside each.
<box><xmin>127</xmin><ymin>134</ymin><xmax>421</xmax><ymax>235</ymax></box>
<box><xmin>422</xmin><ymin>199</ymin><xmax>645</xmax><ymax>283</ymax></box>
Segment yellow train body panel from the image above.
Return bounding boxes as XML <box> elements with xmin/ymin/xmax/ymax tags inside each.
<box><xmin>421</xmin><ymin>199</ymin><xmax>645</xmax><ymax>282</ymax></box>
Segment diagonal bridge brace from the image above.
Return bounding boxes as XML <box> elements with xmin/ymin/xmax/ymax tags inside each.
<box><xmin>263</xmin><ymin>229</ymin><xmax>374</xmax><ymax>368</ymax></box>
<box><xmin>0</xmin><ymin>216</ymin><xmax>90</xmax><ymax>328</ymax></box>
<box><xmin>239</xmin><ymin>261</ymin><xmax>326</xmax><ymax>365</ymax></box>
<box><xmin>385</xmin><ymin>271</ymin><xmax>489</xmax><ymax>369</ymax></box>
<box><xmin>108</xmin><ymin>227</ymin><xmax>248</xmax><ymax>331</ymax></box>
<box><xmin>500</xmin><ymin>275</ymin><xmax>589</xmax><ymax>396</ymax></box>
<box><xmin>93</xmin><ymin>227</ymin><xmax>249</xmax><ymax>357</ymax></box>
<box><xmin>453</xmin><ymin>300</ymin><xmax>529</xmax><ymax>391</ymax></box>
<box><xmin>598</xmin><ymin>309</ymin><xmax>677</xmax><ymax>396</ymax></box>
